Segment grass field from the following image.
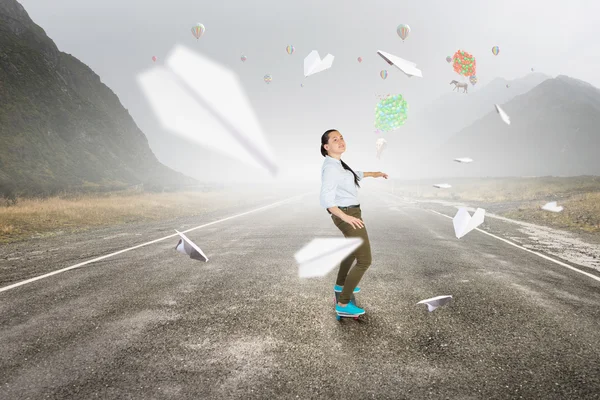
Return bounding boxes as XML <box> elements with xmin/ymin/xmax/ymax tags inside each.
<box><xmin>390</xmin><ymin>176</ymin><xmax>600</xmax><ymax>233</ymax></box>
<box><xmin>0</xmin><ymin>188</ymin><xmax>278</xmax><ymax>243</ymax></box>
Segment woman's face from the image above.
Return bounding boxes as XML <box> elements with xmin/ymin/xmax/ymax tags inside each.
<box><xmin>325</xmin><ymin>131</ymin><xmax>346</xmax><ymax>155</ymax></box>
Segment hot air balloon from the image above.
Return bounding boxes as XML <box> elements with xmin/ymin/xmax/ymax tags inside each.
<box><xmin>241</xmin><ymin>54</ymin><xmax>247</xmax><ymax>62</ymax></box>
<box><xmin>264</xmin><ymin>74</ymin><xmax>272</xmax><ymax>84</ymax></box>
<box><xmin>506</xmin><ymin>84</ymin><xmax>510</xmax><ymax>88</ymax></box>
<box><xmin>357</xmin><ymin>56</ymin><xmax>363</xmax><ymax>63</ymax></box>
<box><xmin>397</xmin><ymin>24</ymin><xmax>410</xmax><ymax>41</ymax></box>
<box><xmin>152</xmin><ymin>56</ymin><xmax>157</xmax><ymax>62</ymax></box>
<box><xmin>286</xmin><ymin>45</ymin><xmax>295</xmax><ymax>55</ymax></box>
<box><xmin>191</xmin><ymin>23</ymin><xmax>205</xmax><ymax>39</ymax></box>
<box><xmin>446</xmin><ymin>56</ymin><xmax>452</xmax><ymax>63</ymax></box>
<box><xmin>380</xmin><ymin>70</ymin><xmax>388</xmax><ymax>80</ymax></box>
<box><xmin>469</xmin><ymin>75</ymin><xmax>478</xmax><ymax>86</ymax></box>
<box><xmin>491</xmin><ymin>46</ymin><xmax>499</xmax><ymax>56</ymax></box>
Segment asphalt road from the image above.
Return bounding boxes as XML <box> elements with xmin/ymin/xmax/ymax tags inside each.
<box><xmin>1</xmin><ymin>189</ymin><xmax>599</xmax><ymax>399</ymax></box>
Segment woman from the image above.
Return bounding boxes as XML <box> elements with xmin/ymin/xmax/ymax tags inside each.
<box><xmin>320</xmin><ymin>129</ymin><xmax>388</xmax><ymax>315</ymax></box>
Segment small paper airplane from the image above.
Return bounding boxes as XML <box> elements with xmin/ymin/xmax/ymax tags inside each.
<box><xmin>417</xmin><ymin>295</ymin><xmax>453</xmax><ymax>312</ymax></box>
<box><xmin>376</xmin><ymin>138</ymin><xmax>387</xmax><ymax>159</ymax></box>
<box><xmin>453</xmin><ymin>208</ymin><xmax>485</xmax><ymax>239</ymax></box>
<box><xmin>376</xmin><ymin>50</ymin><xmax>423</xmax><ymax>78</ymax></box>
<box><xmin>174</xmin><ymin>230</ymin><xmax>209</xmax><ymax>262</ymax></box>
<box><xmin>433</xmin><ymin>183</ymin><xmax>452</xmax><ymax>189</ymax></box>
<box><xmin>541</xmin><ymin>201</ymin><xmax>563</xmax><ymax>212</ymax></box>
<box><xmin>494</xmin><ymin>104</ymin><xmax>510</xmax><ymax>125</ymax></box>
<box><xmin>304</xmin><ymin>50</ymin><xmax>334</xmax><ymax>77</ymax></box>
<box><xmin>295</xmin><ymin>238</ymin><xmax>363</xmax><ymax>278</ymax></box>
<box><xmin>453</xmin><ymin>157</ymin><xmax>473</xmax><ymax>163</ymax></box>
<box><xmin>137</xmin><ymin>45</ymin><xmax>278</xmax><ymax>175</ymax></box>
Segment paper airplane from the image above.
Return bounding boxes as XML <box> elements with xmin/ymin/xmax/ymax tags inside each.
<box><xmin>494</xmin><ymin>104</ymin><xmax>510</xmax><ymax>125</ymax></box>
<box><xmin>304</xmin><ymin>50</ymin><xmax>334</xmax><ymax>77</ymax></box>
<box><xmin>453</xmin><ymin>157</ymin><xmax>473</xmax><ymax>163</ymax></box>
<box><xmin>376</xmin><ymin>50</ymin><xmax>423</xmax><ymax>78</ymax></box>
<box><xmin>174</xmin><ymin>230</ymin><xmax>208</xmax><ymax>262</ymax></box>
<box><xmin>417</xmin><ymin>295</ymin><xmax>452</xmax><ymax>312</ymax></box>
<box><xmin>295</xmin><ymin>238</ymin><xmax>363</xmax><ymax>278</ymax></box>
<box><xmin>433</xmin><ymin>183</ymin><xmax>452</xmax><ymax>189</ymax></box>
<box><xmin>376</xmin><ymin>138</ymin><xmax>387</xmax><ymax>159</ymax></box>
<box><xmin>137</xmin><ymin>45</ymin><xmax>278</xmax><ymax>175</ymax></box>
<box><xmin>541</xmin><ymin>201</ymin><xmax>563</xmax><ymax>212</ymax></box>
<box><xmin>453</xmin><ymin>208</ymin><xmax>485</xmax><ymax>239</ymax></box>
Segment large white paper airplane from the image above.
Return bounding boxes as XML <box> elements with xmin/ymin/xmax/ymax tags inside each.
<box><xmin>174</xmin><ymin>230</ymin><xmax>209</xmax><ymax>262</ymax></box>
<box><xmin>295</xmin><ymin>238</ymin><xmax>363</xmax><ymax>278</ymax></box>
<box><xmin>541</xmin><ymin>201</ymin><xmax>563</xmax><ymax>212</ymax></box>
<box><xmin>417</xmin><ymin>295</ymin><xmax>453</xmax><ymax>312</ymax></box>
<box><xmin>304</xmin><ymin>50</ymin><xmax>334</xmax><ymax>77</ymax></box>
<box><xmin>454</xmin><ymin>157</ymin><xmax>473</xmax><ymax>163</ymax></box>
<box><xmin>453</xmin><ymin>208</ymin><xmax>485</xmax><ymax>239</ymax></box>
<box><xmin>433</xmin><ymin>183</ymin><xmax>452</xmax><ymax>189</ymax></box>
<box><xmin>376</xmin><ymin>50</ymin><xmax>423</xmax><ymax>78</ymax></box>
<box><xmin>494</xmin><ymin>104</ymin><xmax>510</xmax><ymax>125</ymax></box>
<box><xmin>137</xmin><ymin>45</ymin><xmax>278</xmax><ymax>175</ymax></box>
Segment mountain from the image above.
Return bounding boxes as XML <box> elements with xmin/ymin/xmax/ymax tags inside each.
<box><xmin>385</xmin><ymin>73</ymin><xmax>551</xmax><ymax>176</ymax></box>
<box><xmin>0</xmin><ymin>0</ymin><xmax>196</xmax><ymax>197</ymax></box>
<box><xmin>415</xmin><ymin>75</ymin><xmax>600</xmax><ymax>178</ymax></box>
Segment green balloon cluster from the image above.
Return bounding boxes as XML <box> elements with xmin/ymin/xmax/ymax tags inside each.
<box><xmin>374</xmin><ymin>94</ymin><xmax>408</xmax><ymax>132</ymax></box>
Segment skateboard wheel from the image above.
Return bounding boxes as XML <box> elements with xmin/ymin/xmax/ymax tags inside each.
<box><xmin>353</xmin><ymin>316</ymin><xmax>359</xmax><ymax>320</ymax></box>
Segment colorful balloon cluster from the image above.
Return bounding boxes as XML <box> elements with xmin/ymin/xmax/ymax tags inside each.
<box><xmin>374</xmin><ymin>94</ymin><xmax>408</xmax><ymax>132</ymax></box>
<box><xmin>452</xmin><ymin>50</ymin><xmax>476</xmax><ymax>77</ymax></box>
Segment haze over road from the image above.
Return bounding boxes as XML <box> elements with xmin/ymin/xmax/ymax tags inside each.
<box><xmin>1</xmin><ymin>189</ymin><xmax>599</xmax><ymax>399</ymax></box>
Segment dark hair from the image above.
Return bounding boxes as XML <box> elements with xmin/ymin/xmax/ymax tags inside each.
<box><xmin>320</xmin><ymin>129</ymin><xmax>360</xmax><ymax>188</ymax></box>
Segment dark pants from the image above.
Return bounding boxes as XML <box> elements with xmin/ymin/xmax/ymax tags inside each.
<box><xmin>331</xmin><ymin>207</ymin><xmax>372</xmax><ymax>304</ymax></box>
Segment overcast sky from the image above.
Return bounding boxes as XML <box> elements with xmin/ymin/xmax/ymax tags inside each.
<box><xmin>19</xmin><ymin>0</ymin><xmax>600</xmax><ymax>184</ymax></box>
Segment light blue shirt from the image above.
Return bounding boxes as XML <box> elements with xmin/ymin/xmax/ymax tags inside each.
<box><xmin>320</xmin><ymin>155</ymin><xmax>364</xmax><ymax>209</ymax></box>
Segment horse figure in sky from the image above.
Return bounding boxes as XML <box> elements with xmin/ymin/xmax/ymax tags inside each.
<box><xmin>450</xmin><ymin>80</ymin><xmax>468</xmax><ymax>93</ymax></box>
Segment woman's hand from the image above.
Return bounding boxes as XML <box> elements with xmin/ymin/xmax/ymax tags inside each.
<box><xmin>374</xmin><ymin>171</ymin><xmax>388</xmax><ymax>179</ymax></box>
<box><xmin>342</xmin><ymin>214</ymin><xmax>365</xmax><ymax>229</ymax></box>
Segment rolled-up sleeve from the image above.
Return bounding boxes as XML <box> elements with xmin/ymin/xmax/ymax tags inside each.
<box><xmin>356</xmin><ymin>171</ymin><xmax>364</xmax><ymax>180</ymax></box>
<box><xmin>320</xmin><ymin>166</ymin><xmax>339</xmax><ymax>209</ymax></box>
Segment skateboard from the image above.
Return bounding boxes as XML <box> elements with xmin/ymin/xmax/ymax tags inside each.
<box><xmin>334</xmin><ymin>290</ymin><xmax>363</xmax><ymax>321</ymax></box>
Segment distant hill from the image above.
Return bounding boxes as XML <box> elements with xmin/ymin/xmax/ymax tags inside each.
<box><xmin>0</xmin><ymin>0</ymin><xmax>196</xmax><ymax>197</ymax></box>
<box><xmin>416</xmin><ymin>75</ymin><xmax>600</xmax><ymax>178</ymax></box>
<box><xmin>385</xmin><ymin>73</ymin><xmax>551</xmax><ymax>176</ymax></box>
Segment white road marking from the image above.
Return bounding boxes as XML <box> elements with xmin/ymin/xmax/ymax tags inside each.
<box><xmin>382</xmin><ymin>191</ymin><xmax>600</xmax><ymax>283</ymax></box>
<box><xmin>0</xmin><ymin>193</ymin><xmax>310</xmax><ymax>294</ymax></box>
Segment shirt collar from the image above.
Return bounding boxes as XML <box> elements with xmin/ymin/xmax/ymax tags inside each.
<box><xmin>325</xmin><ymin>155</ymin><xmax>341</xmax><ymax>165</ymax></box>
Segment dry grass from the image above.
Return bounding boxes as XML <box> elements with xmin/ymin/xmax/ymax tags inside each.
<box><xmin>0</xmin><ymin>190</ymin><xmax>263</xmax><ymax>243</ymax></box>
<box><xmin>390</xmin><ymin>177</ymin><xmax>600</xmax><ymax>234</ymax></box>
<box><xmin>504</xmin><ymin>192</ymin><xmax>600</xmax><ymax>233</ymax></box>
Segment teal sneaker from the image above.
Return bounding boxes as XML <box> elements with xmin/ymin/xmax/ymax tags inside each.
<box><xmin>335</xmin><ymin>302</ymin><xmax>365</xmax><ymax>315</ymax></box>
<box><xmin>334</xmin><ymin>284</ymin><xmax>360</xmax><ymax>293</ymax></box>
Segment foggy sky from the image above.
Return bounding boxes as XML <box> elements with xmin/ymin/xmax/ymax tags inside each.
<box><xmin>18</xmin><ymin>0</ymin><xmax>600</xmax><ymax>185</ymax></box>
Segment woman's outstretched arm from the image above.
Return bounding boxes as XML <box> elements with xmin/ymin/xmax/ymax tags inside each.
<box><xmin>363</xmin><ymin>172</ymin><xmax>388</xmax><ymax>178</ymax></box>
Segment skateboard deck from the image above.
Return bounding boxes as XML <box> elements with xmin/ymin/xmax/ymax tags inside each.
<box><xmin>334</xmin><ymin>291</ymin><xmax>363</xmax><ymax>321</ymax></box>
